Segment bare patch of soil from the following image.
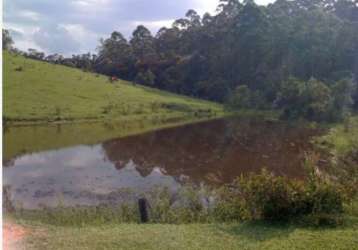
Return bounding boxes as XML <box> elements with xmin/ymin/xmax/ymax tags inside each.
<box><xmin>3</xmin><ymin>223</ymin><xmax>28</xmax><ymax>250</ymax></box>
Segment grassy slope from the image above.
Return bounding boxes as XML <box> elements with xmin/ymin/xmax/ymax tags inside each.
<box><xmin>17</xmin><ymin>220</ymin><xmax>358</xmax><ymax>250</ymax></box>
<box><xmin>3</xmin><ymin>51</ymin><xmax>224</xmax><ymax>123</ymax></box>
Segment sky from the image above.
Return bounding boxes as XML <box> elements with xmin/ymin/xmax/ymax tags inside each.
<box><xmin>4</xmin><ymin>0</ymin><xmax>275</xmax><ymax>56</ymax></box>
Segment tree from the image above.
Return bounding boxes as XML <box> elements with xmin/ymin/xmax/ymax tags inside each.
<box><xmin>96</xmin><ymin>31</ymin><xmax>134</xmax><ymax>79</ymax></box>
<box><xmin>226</xmin><ymin>85</ymin><xmax>252</xmax><ymax>109</ymax></box>
<box><xmin>130</xmin><ymin>25</ymin><xmax>156</xmax><ymax>60</ymax></box>
<box><xmin>155</xmin><ymin>27</ymin><xmax>181</xmax><ymax>58</ymax></box>
<box><xmin>135</xmin><ymin>69</ymin><xmax>156</xmax><ymax>86</ymax></box>
<box><xmin>70</xmin><ymin>53</ymin><xmax>95</xmax><ymax>71</ymax></box>
<box><xmin>217</xmin><ymin>0</ymin><xmax>243</xmax><ymax>19</ymax></box>
<box><xmin>225</xmin><ymin>1</ymin><xmax>271</xmax><ymax>91</ymax></box>
<box><xmin>27</xmin><ymin>48</ymin><xmax>45</xmax><ymax>60</ymax></box>
<box><xmin>88</xmin><ymin>0</ymin><xmax>358</xmax><ymax>119</ymax></box>
<box><xmin>328</xmin><ymin>78</ymin><xmax>354</xmax><ymax>120</ymax></box>
<box><xmin>353</xmin><ymin>83</ymin><xmax>358</xmax><ymax>112</ymax></box>
<box><xmin>185</xmin><ymin>9</ymin><xmax>202</xmax><ymax>29</ymax></box>
<box><xmin>326</xmin><ymin>0</ymin><xmax>358</xmax><ymax>22</ymax></box>
<box><xmin>3</xmin><ymin>29</ymin><xmax>13</xmax><ymax>50</ymax></box>
<box><xmin>276</xmin><ymin>77</ymin><xmax>333</xmax><ymax>121</ymax></box>
<box><xmin>45</xmin><ymin>54</ymin><xmax>64</xmax><ymax>64</ymax></box>
<box><xmin>195</xmin><ymin>78</ymin><xmax>229</xmax><ymax>102</ymax></box>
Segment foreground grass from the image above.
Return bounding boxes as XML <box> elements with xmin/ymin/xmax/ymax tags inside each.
<box><xmin>6</xmin><ymin>189</ymin><xmax>358</xmax><ymax>249</ymax></box>
<box><xmin>3</xmin><ymin>51</ymin><xmax>224</xmax><ymax>124</ymax></box>
<box><xmin>12</xmin><ymin>219</ymin><xmax>358</xmax><ymax>250</ymax></box>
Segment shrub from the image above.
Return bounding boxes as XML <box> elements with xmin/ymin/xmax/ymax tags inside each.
<box><xmin>135</xmin><ymin>69</ymin><xmax>156</xmax><ymax>86</ymax></box>
<box><xmin>145</xmin><ymin>185</ymin><xmax>211</xmax><ymax>224</ymax></box>
<box><xmin>326</xmin><ymin>78</ymin><xmax>354</xmax><ymax>122</ymax></box>
<box><xmin>276</xmin><ymin>77</ymin><xmax>355</xmax><ymax>122</ymax></box>
<box><xmin>217</xmin><ymin>168</ymin><xmax>346</xmax><ymax>223</ymax></box>
<box><xmin>236</xmin><ymin>169</ymin><xmax>306</xmax><ymax>221</ymax></box>
<box><xmin>226</xmin><ymin>85</ymin><xmax>252</xmax><ymax>109</ymax></box>
<box><xmin>213</xmin><ymin>186</ymin><xmax>246</xmax><ymax>222</ymax></box>
<box><xmin>277</xmin><ymin>77</ymin><xmax>333</xmax><ymax>121</ymax></box>
<box><xmin>226</xmin><ymin>85</ymin><xmax>267</xmax><ymax>110</ymax></box>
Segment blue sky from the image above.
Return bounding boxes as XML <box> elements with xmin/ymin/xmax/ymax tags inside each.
<box><xmin>4</xmin><ymin>0</ymin><xmax>274</xmax><ymax>56</ymax></box>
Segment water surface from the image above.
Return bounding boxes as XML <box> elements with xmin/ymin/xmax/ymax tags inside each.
<box><xmin>3</xmin><ymin>117</ymin><xmax>321</xmax><ymax>209</ymax></box>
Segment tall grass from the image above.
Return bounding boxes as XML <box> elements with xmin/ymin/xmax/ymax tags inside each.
<box><xmin>314</xmin><ymin>116</ymin><xmax>358</xmax><ymax>197</ymax></box>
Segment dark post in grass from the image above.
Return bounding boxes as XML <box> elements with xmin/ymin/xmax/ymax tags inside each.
<box><xmin>138</xmin><ymin>198</ymin><xmax>149</xmax><ymax>223</ymax></box>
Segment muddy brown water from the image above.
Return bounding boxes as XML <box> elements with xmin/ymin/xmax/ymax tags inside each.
<box><xmin>3</xmin><ymin>117</ymin><xmax>322</xmax><ymax>209</ymax></box>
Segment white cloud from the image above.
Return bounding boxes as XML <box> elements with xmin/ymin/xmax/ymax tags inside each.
<box><xmin>71</xmin><ymin>0</ymin><xmax>112</xmax><ymax>12</ymax></box>
<box><xmin>132</xmin><ymin>19</ymin><xmax>175</xmax><ymax>34</ymax></box>
<box><xmin>4</xmin><ymin>0</ymin><xmax>277</xmax><ymax>55</ymax></box>
<box><xmin>59</xmin><ymin>23</ymin><xmax>102</xmax><ymax>54</ymax></box>
<box><xmin>4</xmin><ymin>21</ymin><xmax>42</xmax><ymax>51</ymax></box>
<box><xmin>60</xmin><ymin>24</ymin><xmax>94</xmax><ymax>42</ymax></box>
<box><xmin>195</xmin><ymin>0</ymin><xmax>219</xmax><ymax>15</ymax></box>
<box><xmin>13</xmin><ymin>39</ymin><xmax>42</xmax><ymax>52</ymax></box>
<box><xmin>256</xmin><ymin>0</ymin><xmax>275</xmax><ymax>5</ymax></box>
<box><xmin>18</xmin><ymin>10</ymin><xmax>41</xmax><ymax>21</ymax></box>
<box><xmin>33</xmin><ymin>24</ymin><xmax>81</xmax><ymax>55</ymax></box>
<box><xmin>195</xmin><ymin>0</ymin><xmax>276</xmax><ymax>15</ymax></box>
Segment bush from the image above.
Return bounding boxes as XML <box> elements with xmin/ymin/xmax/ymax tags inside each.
<box><xmin>276</xmin><ymin>77</ymin><xmax>354</xmax><ymax>122</ymax></box>
<box><xmin>213</xmin><ymin>186</ymin><xmax>246</xmax><ymax>222</ymax></box>
<box><xmin>353</xmin><ymin>83</ymin><xmax>358</xmax><ymax>112</ymax></box>
<box><xmin>236</xmin><ymin>169</ymin><xmax>307</xmax><ymax>221</ymax></box>
<box><xmin>216</xmin><ymin>168</ymin><xmax>346</xmax><ymax>223</ymax></box>
<box><xmin>145</xmin><ymin>186</ymin><xmax>211</xmax><ymax>224</ymax></box>
<box><xmin>135</xmin><ymin>69</ymin><xmax>156</xmax><ymax>86</ymax></box>
<box><xmin>326</xmin><ymin>78</ymin><xmax>354</xmax><ymax>122</ymax></box>
<box><xmin>226</xmin><ymin>85</ymin><xmax>252</xmax><ymax>109</ymax></box>
<box><xmin>276</xmin><ymin>77</ymin><xmax>332</xmax><ymax>121</ymax></box>
<box><xmin>226</xmin><ymin>85</ymin><xmax>267</xmax><ymax>110</ymax></box>
<box><xmin>15</xmin><ymin>66</ymin><xmax>23</xmax><ymax>72</ymax></box>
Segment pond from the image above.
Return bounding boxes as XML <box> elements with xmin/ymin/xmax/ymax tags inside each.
<box><xmin>3</xmin><ymin>117</ymin><xmax>321</xmax><ymax>209</ymax></box>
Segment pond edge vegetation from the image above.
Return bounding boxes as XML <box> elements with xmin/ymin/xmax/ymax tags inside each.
<box><xmin>5</xmin><ymin>151</ymin><xmax>357</xmax><ymax>227</ymax></box>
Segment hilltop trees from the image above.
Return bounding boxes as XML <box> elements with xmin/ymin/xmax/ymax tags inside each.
<box><xmin>87</xmin><ymin>0</ymin><xmax>358</xmax><ymax>121</ymax></box>
<box><xmin>2</xmin><ymin>29</ymin><xmax>13</xmax><ymax>50</ymax></box>
<box><xmin>6</xmin><ymin>0</ymin><xmax>358</xmax><ymax>121</ymax></box>
<box><xmin>27</xmin><ymin>48</ymin><xmax>45</xmax><ymax>60</ymax></box>
<box><xmin>95</xmin><ymin>31</ymin><xmax>134</xmax><ymax>79</ymax></box>
<box><xmin>71</xmin><ymin>53</ymin><xmax>96</xmax><ymax>71</ymax></box>
<box><xmin>130</xmin><ymin>25</ymin><xmax>156</xmax><ymax>61</ymax></box>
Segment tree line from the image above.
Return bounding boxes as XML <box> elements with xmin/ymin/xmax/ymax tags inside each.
<box><xmin>4</xmin><ymin>0</ymin><xmax>358</xmax><ymax>121</ymax></box>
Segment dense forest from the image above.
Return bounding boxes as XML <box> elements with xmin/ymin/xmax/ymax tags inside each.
<box><xmin>4</xmin><ymin>0</ymin><xmax>358</xmax><ymax>121</ymax></box>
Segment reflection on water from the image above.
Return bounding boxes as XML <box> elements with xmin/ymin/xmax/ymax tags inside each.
<box><xmin>3</xmin><ymin>118</ymin><xmax>321</xmax><ymax>209</ymax></box>
<box><xmin>3</xmin><ymin>146</ymin><xmax>179</xmax><ymax>209</ymax></box>
<box><xmin>3</xmin><ymin>117</ymin><xmax>207</xmax><ymax>162</ymax></box>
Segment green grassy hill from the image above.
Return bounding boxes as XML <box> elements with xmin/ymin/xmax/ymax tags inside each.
<box><xmin>3</xmin><ymin>51</ymin><xmax>224</xmax><ymax>124</ymax></box>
